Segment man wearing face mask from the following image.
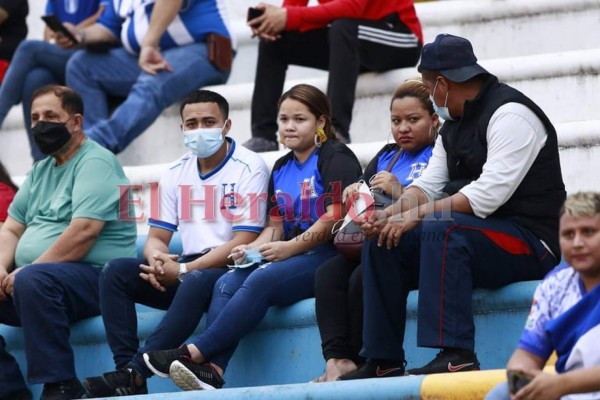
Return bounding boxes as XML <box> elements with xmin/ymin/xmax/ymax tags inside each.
<box><xmin>82</xmin><ymin>90</ymin><xmax>269</xmax><ymax>397</ymax></box>
<box><xmin>340</xmin><ymin>33</ymin><xmax>566</xmax><ymax>380</ymax></box>
<box><xmin>0</xmin><ymin>84</ymin><xmax>137</xmax><ymax>400</ymax></box>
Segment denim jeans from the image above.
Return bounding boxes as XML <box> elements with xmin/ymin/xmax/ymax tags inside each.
<box><xmin>0</xmin><ymin>40</ymin><xmax>75</xmax><ymax>161</ymax></box>
<box><xmin>191</xmin><ymin>243</ymin><xmax>338</xmax><ymax>371</ymax></box>
<box><xmin>484</xmin><ymin>382</ymin><xmax>510</xmax><ymax>400</ymax></box>
<box><xmin>360</xmin><ymin>212</ymin><xmax>557</xmax><ymax>362</ymax></box>
<box><xmin>66</xmin><ymin>43</ymin><xmax>229</xmax><ymax>153</ymax></box>
<box><xmin>0</xmin><ymin>262</ymin><xmax>101</xmax><ymax>393</ymax></box>
<box><xmin>99</xmin><ymin>257</ymin><xmax>227</xmax><ymax>377</ymax></box>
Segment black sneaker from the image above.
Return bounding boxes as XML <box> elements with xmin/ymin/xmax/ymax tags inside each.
<box><xmin>242</xmin><ymin>137</ymin><xmax>279</xmax><ymax>152</ymax></box>
<box><xmin>169</xmin><ymin>360</ymin><xmax>225</xmax><ymax>390</ymax></box>
<box><xmin>338</xmin><ymin>359</ymin><xmax>405</xmax><ymax>380</ymax></box>
<box><xmin>40</xmin><ymin>378</ymin><xmax>85</xmax><ymax>400</ymax></box>
<box><xmin>406</xmin><ymin>348</ymin><xmax>480</xmax><ymax>375</ymax></box>
<box><xmin>83</xmin><ymin>369</ymin><xmax>148</xmax><ymax>397</ymax></box>
<box><xmin>143</xmin><ymin>345</ymin><xmax>193</xmax><ymax>378</ymax></box>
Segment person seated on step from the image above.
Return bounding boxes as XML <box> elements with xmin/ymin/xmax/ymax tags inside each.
<box><xmin>82</xmin><ymin>89</ymin><xmax>269</xmax><ymax>397</ymax></box>
<box><xmin>0</xmin><ymin>0</ymin><xmax>27</xmax><ymax>85</ymax></box>
<box><xmin>339</xmin><ymin>33</ymin><xmax>566</xmax><ymax>380</ymax></box>
<box><xmin>312</xmin><ymin>77</ymin><xmax>438</xmax><ymax>382</ymax></box>
<box><xmin>0</xmin><ymin>84</ymin><xmax>137</xmax><ymax>400</ymax></box>
<box><xmin>0</xmin><ymin>0</ymin><xmax>106</xmax><ymax>162</ymax></box>
<box><xmin>143</xmin><ymin>84</ymin><xmax>362</xmax><ymax>391</ymax></box>
<box><xmin>485</xmin><ymin>192</ymin><xmax>600</xmax><ymax>400</ymax></box>
<box><xmin>0</xmin><ymin>160</ymin><xmax>18</xmax><ymax>229</ymax></box>
<box><xmin>243</xmin><ymin>0</ymin><xmax>423</xmax><ymax>152</ymax></box>
<box><xmin>59</xmin><ymin>0</ymin><xmax>233</xmax><ymax>154</ymax></box>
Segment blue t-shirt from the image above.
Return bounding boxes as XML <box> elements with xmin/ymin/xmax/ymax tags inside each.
<box><xmin>268</xmin><ymin>142</ymin><xmax>362</xmax><ymax>240</ymax></box>
<box><xmin>376</xmin><ymin>144</ymin><xmax>433</xmax><ymax>187</ymax></box>
<box><xmin>45</xmin><ymin>0</ymin><xmax>108</xmax><ymax>25</ymax></box>
<box><xmin>98</xmin><ymin>0</ymin><xmax>231</xmax><ymax>54</ymax></box>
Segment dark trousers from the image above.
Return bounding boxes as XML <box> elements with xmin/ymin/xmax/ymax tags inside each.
<box><xmin>360</xmin><ymin>212</ymin><xmax>557</xmax><ymax>362</ymax></box>
<box><xmin>99</xmin><ymin>257</ymin><xmax>227</xmax><ymax>377</ymax></box>
<box><xmin>251</xmin><ymin>16</ymin><xmax>421</xmax><ymax>142</ymax></box>
<box><xmin>0</xmin><ymin>263</ymin><xmax>101</xmax><ymax>395</ymax></box>
<box><xmin>314</xmin><ymin>254</ymin><xmax>364</xmax><ymax>364</ymax></box>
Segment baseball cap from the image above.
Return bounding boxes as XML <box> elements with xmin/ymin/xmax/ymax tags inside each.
<box><xmin>418</xmin><ymin>34</ymin><xmax>488</xmax><ymax>82</ymax></box>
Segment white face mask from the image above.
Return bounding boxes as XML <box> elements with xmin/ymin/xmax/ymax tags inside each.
<box><xmin>430</xmin><ymin>80</ymin><xmax>454</xmax><ymax>121</ymax></box>
<box><xmin>183</xmin><ymin>124</ymin><xmax>226</xmax><ymax>158</ymax></box>
<box><xmin>333</xmin><ymin>181</ymin><xmax>375</xmax><ymax>234</ymax></box>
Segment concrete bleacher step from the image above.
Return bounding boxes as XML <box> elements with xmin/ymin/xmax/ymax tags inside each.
<box><xmin>2</xmin><ymin>257</ymin><xmax>541</xmax><ymax>399</ymax></box>
<box><xmin>4</xmin><ymin>0</ymin><xmax>600</xmax><ymax>176</ymax></box>
<box><xmin>4</xmin><ymin>47</ymin><xmax>600</xmax><ymax>178</ymax></box>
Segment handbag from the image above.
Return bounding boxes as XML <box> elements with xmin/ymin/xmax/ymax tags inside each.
<box><xmin>334</xmin><ymin>150</ymin><xmax>402</xmax><ymax>261</ymax></box>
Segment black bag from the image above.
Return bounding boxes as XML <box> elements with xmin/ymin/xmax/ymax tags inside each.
<box><xmin>334</xmin><ymin>151</ymin><xmax>401</xmax><ymax>261</ymax></box>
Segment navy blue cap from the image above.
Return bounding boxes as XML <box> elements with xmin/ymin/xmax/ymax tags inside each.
<box><xmin>418</xmin><ymin>34</ymin><xmax>488</xmax><ymax>82</ymax></box>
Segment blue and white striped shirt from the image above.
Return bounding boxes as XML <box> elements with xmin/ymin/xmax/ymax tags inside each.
<box><xmin>98</xmin><ymin>0</ymin><xmax>231</xmax><ymax>54</ymax></box>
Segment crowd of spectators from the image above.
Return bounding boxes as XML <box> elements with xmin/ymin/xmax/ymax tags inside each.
<box><xmin>0</xmin><ymin>1</ymin><xmax>598</xmax><ymax>400</ymax></box>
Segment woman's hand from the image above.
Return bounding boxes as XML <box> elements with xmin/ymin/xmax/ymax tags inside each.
<box><xmin>342</xmin><ymin>182</ymin><xmax>360</xmax><ymax>204</ymax></box>
<box><xmin>260</xmin><ymin>241</ymin><xmax>294</xmax><ymax>262</ymax></box>
<box><xmin>370</xmin><ymin>171</ymin><xmax>403</xmax><ymax>199</ymax></box>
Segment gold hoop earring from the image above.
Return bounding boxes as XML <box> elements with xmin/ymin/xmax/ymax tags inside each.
<box><xmin>315</xmin><ymin>127</ymin><xmax>327</xmax><ymax>147</ymax></box>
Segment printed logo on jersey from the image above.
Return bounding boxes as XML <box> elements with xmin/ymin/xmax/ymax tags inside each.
<box><xmin>221</xmin><ymin>183</ymin><xmax>238</xmax><ymax>210</ymax></box>
<box><xmin>407</xmin><ymin>162</ymin><xmax>428</xmax><ymax>181</ymax></box>
<box><xmin>300</xmin><ymin>176</ymin><xmax>318</xmax><ymax>199</ymax></box>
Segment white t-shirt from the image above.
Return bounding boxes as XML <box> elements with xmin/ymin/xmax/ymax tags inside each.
<box><xmin>149</xmin><ymin>139</ymin><xmax>269</xmax><ymax>256</ymax></box>
<box><xmin>410</xmin><ymin>102</ymin><xmax>548</xmax><ymax>217</ymax></box>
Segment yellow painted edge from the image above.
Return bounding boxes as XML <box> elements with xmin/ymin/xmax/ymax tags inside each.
<box><xmin>420</xmin><ymin>367</ymin><xmax>557</xmax><ymax>400</ymax></box>
<box><xmin>420</xmin><ymin>369</ymin><xmax>507</xmax><ymax>400</ymax></box>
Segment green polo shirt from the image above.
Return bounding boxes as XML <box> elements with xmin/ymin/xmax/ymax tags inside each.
<box><xmin>8</xmin><ymin>139</ymin><xmax>137</xmax><ymax>267</ymax></box>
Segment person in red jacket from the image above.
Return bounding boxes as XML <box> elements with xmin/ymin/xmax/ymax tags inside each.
<box><xmin>244</xmin><ymin>0</ymin><xmax>423</xmax><ymax>152</ymax></box>
<box><xmin>0</xmin><ymin>160</ymin><xmax>17</xmax><ymax>227</ymax></box>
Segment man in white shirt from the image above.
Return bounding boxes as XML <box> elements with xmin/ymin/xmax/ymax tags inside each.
<box><xmin>82</xmin><ymin>90</ymin><xmax>269</xmax><ymax>396</ymax></box>
<box><xmin>340</xmin><ymin>33</ymin><xmax>566</xmax><ymax>380</ymax></box>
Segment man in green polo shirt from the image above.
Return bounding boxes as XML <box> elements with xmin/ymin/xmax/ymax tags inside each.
<box><xmin>0</xmin><ymin>84</ymin><xmax>137</xmax><ymax>400</ymax></box>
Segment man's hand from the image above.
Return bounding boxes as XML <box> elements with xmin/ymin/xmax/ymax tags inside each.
<box><xmin>139</xmin><ymin>253</ymin><xmax>178</xmax><ymax>291</ymax></box>
<box><xmin>377</xmin><ymin>209</ymin><xmax>422</xmax><ymax>249</ymax></box>
<box><xmin>0</xmin><ymin>267</ymin><xmax>8</xmax><ymax>300</ymax></box>
<box><xmin>355</xmin><ymin>209</ymin><xmax>387</xmax><ymax>238</ymax></box>
<box><xmin>248</xmin><ymin>3</ymin><xmax>286</xmax><ymax>41</ymax></box>
<box><xmin>260</xmin><ymin>241</ymin><xmax>293</xmax><ymax>262</ymax></box>
<box><xmin>513</xmin><ymin>371</ymin><xmax>564</xmax><ymax>400</ymax></box>
<box><xmin>139</xmin><ymin>45</ymin><xmax>173</xmax><ymax>75</ymax></box>
<box><xmin>0</xmin><ymin>268</ymin><xmax>23</xmax><ymax>298</ymax></box>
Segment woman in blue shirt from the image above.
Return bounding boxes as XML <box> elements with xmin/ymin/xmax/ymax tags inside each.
<box><xmin>142</xmin><ymin>84</ymin><xmax>363</xmax><ymax>390</ymax></box>
<box><xmin>313</xmin><ymin>78</ymin><xmax>439</xmax><ymax>382</ymax></box>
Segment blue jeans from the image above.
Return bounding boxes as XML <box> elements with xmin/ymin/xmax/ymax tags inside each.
<box><xmin>0</xmin><ymin>262</ymin><xmax>101</xmax><ymax>394</ymax></box>
<box><xmin>360</xmin><ymin>212</ymin><xmax>557</xmax><ymax>362</ymax></box>
<box><xmin>99</xmin><ymin>257</ymin><xmax>227</xmax><ymax>377</ymax></box>
<box><xmin>66</xmin><ymin>43</ymin><xmax>229</xmax><ymax>153</ymax></box>
<box><xmin>191</xmin><ymin>243</ymin><xmax>338</xmax><ymax>371</ymax></box>
<box><xmin>0</xmin><ymin>40</ymin><xmax>75</xmax><ymax>161</ymax></box>
<box><xmin>485</xmin><ymin>382</ymin><xmax>510</xmax><ymax>400</ymax></box>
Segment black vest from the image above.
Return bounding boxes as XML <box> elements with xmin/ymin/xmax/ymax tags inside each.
<box><xmin>440</xmin><ymin>75</ymin><xmax>565</xmax><ymax>257</ymax></box>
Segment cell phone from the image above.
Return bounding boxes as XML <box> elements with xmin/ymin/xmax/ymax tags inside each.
<box><xmin>507</xmin><ymin>370</ymin><xmax>532</xmax><ymax>394</ymax></box>
<box><xmin>247</xmin><ymin>7</ymin><xmax>264</xmax><ymax>26</ymax></box>
<box><xmin>41</xmin><ymin>14</ymin><xmax>79</xmax><ymax>43</ymax></box>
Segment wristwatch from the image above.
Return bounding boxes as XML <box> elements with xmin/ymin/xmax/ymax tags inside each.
<box><xmin>177</xmin><ymin>263</ymin><xmax>188</xmax><ymax>282</ymax></box>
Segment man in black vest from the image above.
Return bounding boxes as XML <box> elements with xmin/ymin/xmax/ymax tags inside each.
<box><xmin>340</xmin><ymin>33</ymin><xmax>566</xmax><ymax>380</ymax></box>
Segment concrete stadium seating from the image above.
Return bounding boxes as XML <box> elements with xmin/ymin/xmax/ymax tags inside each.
<box><xmin>1</xmin><ymin>0</ymin><xmax>598</xmax><ymax>398</ymax></box>
<box><xmin>1</xmin><ymin>230</ymin><xmax>543</xmax><ymax>398</ymax></box>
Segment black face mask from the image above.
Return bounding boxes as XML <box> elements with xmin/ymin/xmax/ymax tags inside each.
<box><xmin>32</xmin><ymin>120</ymin><xmax>72</xmax><ymax>155</ymax></box>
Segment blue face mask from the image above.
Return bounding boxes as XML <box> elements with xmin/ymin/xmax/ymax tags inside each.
<box><xmin>430</xmin><ymin>80</ymin><xmax>454</xmax><ymax>121</ymax></box>
<box><xmin>183</xmin><ymin>124</ymin><xmax>226</xmax><ymax>158</ymax></box>
<box><xmin>230</xmin><ymin>247</ymin><xmax>265</xmax><ymax>269</ymax></box>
